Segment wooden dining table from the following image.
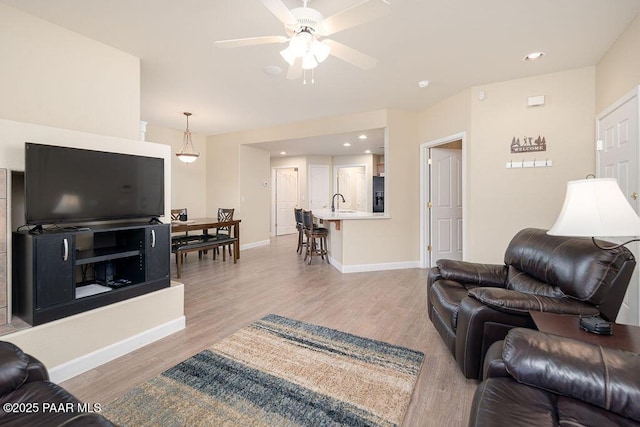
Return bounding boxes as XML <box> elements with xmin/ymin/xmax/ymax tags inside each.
<box><xmin>171</xmin><ymin>217</ymin><xmax>241</xmax><ymax>260</ymax></box>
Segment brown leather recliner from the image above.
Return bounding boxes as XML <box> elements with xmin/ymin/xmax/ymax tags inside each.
<box><xmin>0</xmin><ymin>341</ymin><xmax>114</xmax><ymax>426</ymax></box>
<box><xmin>470</xmin><ymin>328</ymin><xmax>640</xmax><ymax>426</ymax></box>
<box><xmin>427</xmin><ymin>228</ymin><xmax>635</xmax><ymax>379</ymax></box>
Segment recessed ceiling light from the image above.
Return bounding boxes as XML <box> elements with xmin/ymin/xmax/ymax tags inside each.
<box><xmin>523</xmin><ymin>52</ymin><xmax>544</xmax><ymax>61</ymax></box>
<box><xmin>364</xmin><ymin>150</ymin><xmax>371</xmax><ymax>154</ymax></box>
<box><xmin>418</xmin><ymin>80</ymin><xmax>430</xmax><ymax>88</ymax></box>
<box><xmin>343</xmin><ymin>142</ymin><xmax>352</xmax><ymax>147</ymax></box>
<box><xmin>263</xmin><ymin>65</ymin><xmax>283</xmax><ymax>75</ymax></box>
<box><xmin>280</xmin><ymin>151</ymin><xmax>286</xmax><ymax>155</ymax></box>
<box><xmin>358</xmin><ymin>134</ymin><xmax>367</xmax><ymax>140</ymax></box>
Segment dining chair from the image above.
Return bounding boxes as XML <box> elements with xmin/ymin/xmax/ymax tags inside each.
<box><xmin>215</xmin><ymin>208</ymin><xmax>235</xmax><ymax>257</ymax></box>
<box><xmin>171</xmin><ymin>208</ymin><xmax>190</xmax><ymax>245</ymax></box>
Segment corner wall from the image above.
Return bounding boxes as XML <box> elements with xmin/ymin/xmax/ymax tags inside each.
<box><xmin>467</xmin><ymin>67</ymin><xmax>596</xmax><ymax>262</ymax></box>
<box><xmin>0</xmin><ymin>4</ymin><xmax>140</xmax><ymax>140</ymax></box>
<box><xmin>417</xmin><ymin>68</ymin><xmax>597</xmax><ymax>263</ymax></box>
<box><xmin>206</xmin><ymin>109</ymin><xmax>423</xmax><ymax>267</ymax></box>
<box><xmin>145</xmin><ymin>124</ymin><xmax>208</xmax><ymax>218</ymax></box>
<box><xmin>0</xmin><ymin>4</ymin><xmax>182</xmax><ymax>380</ymax></box>
<box><xmin>596</xmin><ymin>12</ymin><xmax>640</xmax><ymax>113</ymax></box>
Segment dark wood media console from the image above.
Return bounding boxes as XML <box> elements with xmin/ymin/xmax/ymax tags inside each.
<box><xmin>12</xmin><ymin>222</ymin><xmax>171</xmax><ymax>326</ymax></box>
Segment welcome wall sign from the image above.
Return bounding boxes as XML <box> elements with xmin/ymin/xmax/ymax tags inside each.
<box><xmin>510</xmin><ymin>136</ymin><xmax>547</xmax><ymax>153</ymax></box>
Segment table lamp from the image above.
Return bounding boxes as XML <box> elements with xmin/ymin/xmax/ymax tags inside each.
<box><xmin>548</xmin><ymin>177</ymin><xmax>640</xmax><ymax>332</ymax></box>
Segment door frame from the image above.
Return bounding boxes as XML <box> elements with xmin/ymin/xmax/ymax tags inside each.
<box><xmin>271</xmin><ymin>165</ymin><xmax>300</xmax><ymax>236</ymax></box>
<box><xmin>596</xmin><ymin>85</ymin><xmax>640</xmax><ymax>325</ymax></box>
<box><xmin>419</xmin><ymin>132</ymin><xmax>467</xmax><ymax>268</ymax></box>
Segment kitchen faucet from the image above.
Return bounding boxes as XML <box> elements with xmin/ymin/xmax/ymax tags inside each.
<box><xmin>331</xmin><ymin>193</ymin><xmax>346</xmax><ymax>212</ymax></box>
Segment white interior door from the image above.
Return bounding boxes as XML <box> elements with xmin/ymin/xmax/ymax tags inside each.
<box><xmin>336</xmin><ymin>166</ymin><xmax>365</xmax><ymax>211</ymax></box>
<box><xmin>430</xmin><ymin>148</ymin><xmax>463</xmax><ymax>265</ymax></box>
<box><xmin>309</xmin><ymin>165</ymin><xmax>330</xmax><ymax>210</ymax></box>
<box><xmin>597</xmin><ymin>87</ymin><xmax>639</xmax><ymax>325</ymax></box>
<box><xmin>275</xmin><ymin>168</ymin><xmax>298</xmax><ymax>236</ymax></box>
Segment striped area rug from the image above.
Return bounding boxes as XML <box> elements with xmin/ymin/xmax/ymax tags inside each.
<box><xmin>103</xmin><ymin>314</ymin><xmax>424</xmax><ymax>426</ymax></box>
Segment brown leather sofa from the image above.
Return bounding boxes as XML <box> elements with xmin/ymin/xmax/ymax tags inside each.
<box><xmin>427</xmin><ymin>228</ymin><xmax>635</xmax><ymax>379</ymax></box>
<box><xmin>470</xmin><ymin>328</ymin><xmax>640</xmax><ymax>427</ymax></box>
<box><xmin>0</xmin><ymin>341</ymin><xmax>114</xmax><ymax>426</ymax></box>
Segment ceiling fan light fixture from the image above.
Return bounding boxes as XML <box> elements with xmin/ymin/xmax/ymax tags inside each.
<box><xmin>313</xmin><ymin>39</ymin><xmax>331</xmax><ymax>63</ymax></box>
<box><xmin>302</xmin><ymin>52</ymin><xmax>318</xmax><ymax>69</ymax></box>
<box><xmin>280</xmin><ymin>46</ymin><xmax>297</xmax><ymax>65</ymax></box>
<box><xmin>292</xmin><ymin>31</ymin><xmax>313</xmax><ymax>55</ymax></box>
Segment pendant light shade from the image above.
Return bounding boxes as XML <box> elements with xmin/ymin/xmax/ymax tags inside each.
<box><xmin>176</xmin><ymin>112</ymin><xmax>199</xmax><ymax>163</ymax></box>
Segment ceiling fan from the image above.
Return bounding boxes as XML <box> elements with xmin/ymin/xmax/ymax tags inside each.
<box><xmin>214</xmin><ymin>0</ymin><xmax>390</xmax><ymax>80</ymax></box>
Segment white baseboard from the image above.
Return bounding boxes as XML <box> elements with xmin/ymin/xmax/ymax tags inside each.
<box><xmin>240</xmin><ymin>239</ymin><xmax>270</xmax><ymax>251</ymax></box>
<box><xmin>331</xmin><ymin>258</ymin><xmax>421</xmax><ymax>273</ymax></box>
<box><xmin>49</xmin><ymin>316</ymin><xmax>186</xmax><ymax>383</ymax></box>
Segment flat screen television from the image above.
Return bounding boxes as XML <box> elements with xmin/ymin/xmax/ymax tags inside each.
<box><xmin>25</xmin><ymin>142</ymin><xmax>165</xmax><ymax>225</ymax></box>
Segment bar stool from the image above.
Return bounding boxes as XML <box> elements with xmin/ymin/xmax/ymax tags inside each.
<box><xmin>294</xmin><ymin>208</ymin><xmax>305</xmax><ymax>253</ymax></box>
<box><xmin>302</xmin><ymin>210</ymin><xmax>329</xmax><ymax>264</ymax></box>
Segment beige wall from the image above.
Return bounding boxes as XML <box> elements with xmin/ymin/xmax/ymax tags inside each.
<box><xmin>146</xmin><ymin>124</ymin><xmax>208</xmax><ymax>218</ymax></box>
<box><xmin>207</xmin><ymin>109</ymin><xmax>424</xmax><ymax>267</ymax></box>
<box><xmin>0</xmin><ymin>6</ymin><xmax>182</xmax><ymax>377</ymax></box>
<box><xmin>466</xmin><ymin>67</ymin><xmax>596</xmax><ymax>262</ymax></box>
<box><xmin>0</xmin><ymin>4</ymin><xmax>140</xmax><ymax>140</ymax></box>
<box><xmin>596</xmin><ymin>12</ymin><xmax>640</xmax><ymax>113</ymax></box>
<box><xmin>239</xmin><ymin>145</ymin><xmax>271</xmax><ymax>245</ymax></box>
<box><xmin>207</xmin><ymin>110</ymin><xmax>388</xmax><ymax>248</ymax></box>
<box><xmin>419</xmin><ymin>89</ymin><xmax>472</xmax><ymax>144</ymax></box>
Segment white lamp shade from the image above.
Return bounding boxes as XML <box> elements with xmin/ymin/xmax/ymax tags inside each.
<box><xmin>176</xmin><ymin>153</ymin><xmax>198</xmax><ymax>163</ymax></box>
<box><xmin>301</xmin><ymin>52</ymin><xmax>318</xmax><ymax>70</ymax></box>
<box><xmin>313</xmin><ymin>40</ymin><xmax>331</xmax><ymax>63</ymax></box>
<box><xmin>176</xmin><ymin>129</ymin><xmax>199</xmax><ymax>163</ymax></box>
<box><xmin>548</xmin><ymin>178</ymin><xmax>640</xmax><ymax>237</ymax></box>
<box><xmin>279</xmin><ymin>46</ymin><xmax>297</xmax><ymax>66</ymax></box>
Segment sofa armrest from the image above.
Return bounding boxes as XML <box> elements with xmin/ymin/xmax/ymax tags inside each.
<box><xmin>0</xmin><ymin>342</ymin><xmax>29</xmax><ymax>395</ymax></box>
<box><xmin>482</xmin><ymin>340</ymin><xmax>508</xmax><ymax>379</ymax></box>
<box><xmin>469</xmin><ymin>288</ymin><xmax>600</xmax><ymax>316</ymax></box>
<box><xmin>454</xmin><ymin>297</ymin><xmax>535</xmax><ymax>379</ymax></box>
<box><xmin>427</xmin><ymin>266</ymin><xmax>443</xmax><ymax>289</ymax></box>
<box><xmin>436</xmin><ymin>260</ymin><xmax>507</xmax><ymax>287</ymax></box>
<box><xmin>25</xmin><ymin>355</ymin><xmax>49</xmax><ymax>383</ymax></box>
<box><xmin>503</xmin><ymin>328</ymin><xmax>640</xmax><ymax>422</ymax></box>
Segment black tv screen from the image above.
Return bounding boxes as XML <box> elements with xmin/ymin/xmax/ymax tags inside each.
<box><xmin>25</xmin><ymin>143</ymin><xmax>164</xmax><ymax>225</ymax></box>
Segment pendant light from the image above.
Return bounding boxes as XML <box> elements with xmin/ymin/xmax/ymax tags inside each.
<box><xmin>176</xmin><ymin>112</ymin><xmax>199</xmax><ymax>163</ymax></box>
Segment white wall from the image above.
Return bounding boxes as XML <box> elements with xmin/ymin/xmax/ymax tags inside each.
<box><xmin>0</xmin><ymin>4</ymin><xmax>140</xmax><ymax>140</ymax></box>
<box><xmin>145</xmin><ymin>124</ymin><xmax>208</xmax><ymax>218</ymax></box>
<box><xmin>0</xmin><ymin>4</ymin><xmax>182</xmax><ymax>379</ymax></box>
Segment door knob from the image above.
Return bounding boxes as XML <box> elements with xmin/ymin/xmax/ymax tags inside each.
<box><xmin>632</xmin><ymin>192</ymin><xmax>638</xmax><ymax>200</ymax></box>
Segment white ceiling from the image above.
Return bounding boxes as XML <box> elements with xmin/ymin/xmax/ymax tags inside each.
<box><xmin>3</xmin><ymin>0</ymin><xmax>640</xmax><ymax>140</ymax></box>
<box><xmin>253</xmin><ymin>128</ymin><xmax>386</xmax><ymax>157</ymax></box>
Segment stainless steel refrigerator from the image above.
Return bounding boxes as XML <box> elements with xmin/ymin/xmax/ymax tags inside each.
<box><xmin>373</xmin><ymin>176</ymin><xmax>384</xmax><ymax>212</ymax></box>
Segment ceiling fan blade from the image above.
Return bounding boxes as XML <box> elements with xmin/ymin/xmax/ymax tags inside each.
<box><xmin>323</xmin><ymin>39</ymin><xmax>377</xmax><ymax>70</ymax></box>
<box><xmin>214</xmin><ymin>35</ymin><xmax>288</xmax><ymax>49</ymax></box>
<box><xmin>319</xmin><ymin>0</ymin><xmax>389</xmax><ymax>36</ymax></box>
<box><xmin>260</xmin><ymin>0</ymin><xmax>297</xmax><ymax>26</ymax></box>
<box><xmin>286</xmin><ymin>58</ymin><xmax>303</xmax><ymax>80</ymax></box>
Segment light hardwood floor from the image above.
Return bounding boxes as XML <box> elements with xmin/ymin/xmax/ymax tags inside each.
<box><xmin>61</xmin><ymin>234</ymin><xmax>479</xmax><ymax>426</ymax></box>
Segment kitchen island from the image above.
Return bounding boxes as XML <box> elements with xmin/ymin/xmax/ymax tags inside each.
<box><xmin>313</xmin><ymin>209</ymin><xmax>388</xmax><ymax>231</ymax></box>
<box><xmin>311</xmin><ymin>209</ymin><xmax>390</xmax><ymax>272</ymax></box>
